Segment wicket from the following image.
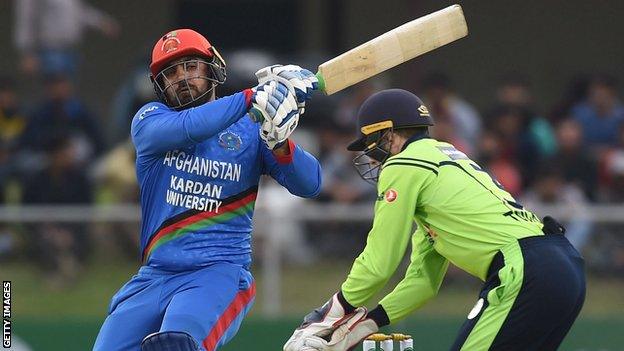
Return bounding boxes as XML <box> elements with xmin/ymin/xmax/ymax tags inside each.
<box><xmin>362</xmin><ymin>333</ymin><xmax>413</xmax><ymax>351</ymax></box>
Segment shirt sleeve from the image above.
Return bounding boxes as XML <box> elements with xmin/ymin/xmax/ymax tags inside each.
<box><xmin>378</xmin><ymin>225</ymin><xmax>449</xmax><ymax>323</ymax></box>
<box><xmin>131</xmin><ymin>91</ymin><xmax>251</xmax><ymax>157</ymax></box>
<box><xmin>340</xmin><ymin>161</ymin><xmax>436</xmax><ymax>306</ymax></box>
<box><xmin>261</xmin><ymin>139</ymin><xmax>322</xmax><ymax>198</ymax></box>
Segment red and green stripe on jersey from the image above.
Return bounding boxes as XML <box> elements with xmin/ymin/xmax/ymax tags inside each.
<box><xmin>142</xmin><ymin>186</ymin><xmax>258</xmax><ymax>262</ymax></box>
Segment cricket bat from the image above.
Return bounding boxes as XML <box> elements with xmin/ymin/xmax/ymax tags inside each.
<box><xmin>316</xmin><ymin>4</ymin><xmax>468</xmax><ymax>95</ymax></box>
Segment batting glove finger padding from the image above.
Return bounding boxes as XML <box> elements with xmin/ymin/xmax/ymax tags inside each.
<box><xmin>251</xmin><ymin>81</ymin><xmax>300</xmax><ymax>149</ymax></box>
<box><xmin>256</xmin><ymin>64</ymin><xmax>318</xmax><ymax>114</ymax></box>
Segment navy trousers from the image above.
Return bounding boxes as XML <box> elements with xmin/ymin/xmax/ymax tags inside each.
<box><xmin>451</xmin><ymin>234</ymin><xmax>586</xmax><ymax>350</ymax></box>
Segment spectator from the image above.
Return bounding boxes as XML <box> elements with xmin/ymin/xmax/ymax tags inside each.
<box><xmin>431</xmin><ymin>116</ymin><xmax>472</xmax><ymax>156</ymax></box>
<box><xmin>92</xmin><ymin>139</ymin><xmax>138</xmax><ymax>204</ymax></box>
<box><xmin>14</xmin><ymin>0</ymin><xmax>120</xmax><ymax>77</ymax></box>
<box><xmin>0</xmin><ymin>141</ymin><xmax>22</xmax><ymax>204</ymax></box>
<box><xmin>553</xmin><ymin>119</ymin><xmax>598</xmax><ymax>200</ymax></box>
<box><xmin>0</xmin><ymin>76</ymin><xmax>29</xmax><ymax>260</ymax></box>
<box><xmin>0</xmin><ymin>140</ymin><xmax>19</xmax><ymax>258</ymax></box>
<box><xmin>493</xmin><ymin>74</ymin><xmax>556</xmax><ymax>157</ymax></box>
<box><xmin>0</xmin><ymin>142</ymin><xmax>9</xmax><ymax>203</ymax></box>
<box><xmin>570</xmin><ymin>75</ymin><xmax>624</xmax><ymax>148</ymax></box>
<box><xmin>522</xmin><ymin>163</ymin><xmax>592</xmax><ymax>252</ymax></box>
<box><xmin>487</xmin><ymin>105</ymin><xmax>542</xmax><ymax>188</ymax></box>
<box><xmin>477</xmin><ymin>130</ymin><xmax>522</xmax><ymax>196</ymax></box>
<box><xmin>20</xmin><ymin>72</ymin><xmax>105</xmax><ymax>168</ymax></box>
<box><xmin>422</xmin><ymin>72</ymin><xmax>481</xmax><ymax>152</ymax></box>
<box><xmin>0</xmin><ymin>76</ymin><xmax>28</xmax><ymax>149</ymax></box>
<box><xmin>110</xmin><ymin>62</ymin><xmax>154</xmax><ymax>143</ymax></box>
<box><xmin>602</xmin><ymin>153</ymin><xmax>624</xmax><ymax>202</ymax></box>
<box><xmin>309</xmin><ymin>114</ymin><xmax>377</xmax><ymax>260</ymax></box>
<box><xmin>316</xmin><ymin>121</ymin><xmax>376</xmax><ymax>204</ymax></box>
<box><xmin>496</xmin><ymin>75</ymin><xmax>533</xmax><ymax>107</ymax></box>
<box><xmin>549</xmin><ymin>75</ymin><xmax>590</xmax><ymax>123</ymax></box>
<box><xmin>599</xmin><ymin>124</ymin><xmax>624</xmax><ymax>202</ymax></box>
<box><xmin>253</xmin><ymin>179</ymin><xmax>317</xmax><ymax>265</ymax></box>
<box><xmin>0</xmin><ymin>76</ymin><xmax>28</xmax><ymax>202</ymax></box>
<box><xmin>91</xmin><ymin>139</ymin><xmax>139</xmax><ymax>259</ymax></box>
<box><xmin>22</xmin><ymin>134</ymin><xmax>93</xmax><ymax>288</ymax></box>
<box><xmin>22</xmin><ymin>133</ymin><xmax>93</xmax><ymax>204</ymax></box>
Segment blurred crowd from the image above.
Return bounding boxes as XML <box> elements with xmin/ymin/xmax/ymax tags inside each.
<box><xmin>300</xmin><ymin>72</ymin><xmax>624</xmax><ymax>276</ymax></box>
<box><xmin>1</xmin><ymin>0</ymin><xmax>624</xmax><ymax>287</ymax></box>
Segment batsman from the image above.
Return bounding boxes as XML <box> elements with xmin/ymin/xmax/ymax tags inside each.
<box><xmin>94</xmin><ymin>29</ymin><xmax>322</xmax><ymax>351</ymax></box>
<box><xmin>285</xmin><ymin>89</ymin><xmax>586</xmax><ymax>351</ymax></box>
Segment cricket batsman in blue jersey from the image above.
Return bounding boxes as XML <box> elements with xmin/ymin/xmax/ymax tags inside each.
<box><xmin>93</xmin><ymin>29</ymin><xmax>322</xmax><ymax>351</ymax></box>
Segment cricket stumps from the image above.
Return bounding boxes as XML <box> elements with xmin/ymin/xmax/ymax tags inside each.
<box><xmin>363</xmin><ymin>333</ymin><xmax>413</xmax><ymax>351</ymax></box>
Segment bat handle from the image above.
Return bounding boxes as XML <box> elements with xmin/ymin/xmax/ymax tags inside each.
<box><xmin>251</xmin><ymin>72</ymin><xmax>325</xmax><ymax>123</ymax></box>
<box><xmin>248</xmin><ymin>108</ymin><xmax>264</xmax><ymax>123</ymax></box>
<box><xmin>315</xmin><ymin>71</ymin><xmax>326</xmax><ymax>94</ymax></box>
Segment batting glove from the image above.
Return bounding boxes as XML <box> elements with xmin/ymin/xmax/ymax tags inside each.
<box><xmin>250</xmin><ymin>80</ymin><xmax>300</xmax><ymax>149</ymax></box>
<box><xmin>256</xmin><ymin>64</ymin><xmax>318</xmax><ymax>114</ymax></box>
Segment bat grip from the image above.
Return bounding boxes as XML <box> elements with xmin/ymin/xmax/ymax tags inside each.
<box><xmin>315</xmin><ymin>71</ymin><xmax>326</xmax><ymax>94</ymax></box>
<box><xmin>248</xmin><ymin>108</ymin><xmax>264</xmax><ymax>123</ymax></box>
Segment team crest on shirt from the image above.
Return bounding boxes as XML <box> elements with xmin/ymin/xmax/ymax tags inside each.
<box><xmin>377</xmin><ymin>189</ymin><xmax>398</xmax><ymax>203</ymax></box>
<box><xmin>384</xmin><ymin>189</ymin><xmax>398</xmax><ymax>203</ymax></box>
<box><xmin>218</xmin><ymin>131</ymin><xmax>242</xmax><ymax>151</ymax></box>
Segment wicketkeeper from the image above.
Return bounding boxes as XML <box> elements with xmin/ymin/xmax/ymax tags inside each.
<box><xmin>284</xmin><ymin>89</ymin><xmax>586</xmax><ymax>351</ymax></box>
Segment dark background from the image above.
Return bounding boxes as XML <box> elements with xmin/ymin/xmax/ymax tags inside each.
<box><xmin>0</xmin><ymin>0</ymin><xmax>622</xmax><ymax>114</ymax></box>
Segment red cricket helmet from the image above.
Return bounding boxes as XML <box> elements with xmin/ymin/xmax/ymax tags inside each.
<box><xmin>150</xmin><ymin>29</ymin><xmax>225</xmax><ymax>77</ymax></box>
<box><xmin>149</xmin><ymin>29</ymin><xmax>226</xmax><ymax>109</ymax></box>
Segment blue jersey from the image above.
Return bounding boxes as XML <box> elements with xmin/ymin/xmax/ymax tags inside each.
<box><xmin>131</xmin><ymin>91</ymin><xmax>321</xmax><ymax>271</ymax></box>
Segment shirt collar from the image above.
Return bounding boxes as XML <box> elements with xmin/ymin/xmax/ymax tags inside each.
<box><xmin>401</xmin><ymin>130</ymin><xmax>430</xmax><ymax>151</ymax></box>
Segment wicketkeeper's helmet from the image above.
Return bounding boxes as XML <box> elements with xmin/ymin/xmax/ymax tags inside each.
<box><xmin>348</xmin><ymin>89</ymin><xmax>434</xmax><ymax>183</ymax></box>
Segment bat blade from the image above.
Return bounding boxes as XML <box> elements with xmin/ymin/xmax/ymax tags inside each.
<box><xmin>316</xmin><ymin>4</ymin><xmax>468</xmax><ymax>95</ymax></box>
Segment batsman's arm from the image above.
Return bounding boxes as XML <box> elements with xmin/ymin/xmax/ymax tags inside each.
<box><xmin>261</xmin><ymin>139</ymin><xmax>322</xmax><ymax>198</ymax></box>
<box><xmin>131</xmin><ymin>90</ymin><xmax>252</xmax><ymax>157</ymax></box>
<box><xmin>377</xmin><ymin>226</ymin><xmax>449</xmax><ymax>324</ymax></box>
<box><xmin>341</xmin><ymin>162</ymin><xmax>436</xmax><ymax>306</ymax></box>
